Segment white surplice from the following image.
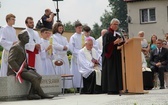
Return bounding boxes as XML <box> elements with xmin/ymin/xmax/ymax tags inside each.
<box><xmin>0</xmin><ymin>25</ymin><xmax>18</xmax><ymax>77</ymax></box>
<box><xmin>24</xmin><ymin>28</ymin><xmax>44</xmax><ymax>75</ymax></box>
<box><xmin>77</xmin><ymin>47</ymin><xmax>101</xmax><ymax>86</ymax></box>
<box><xmin>52</xmin><ymin>33</ymin><xmax>72</xmax><ymax>88</ymax></box>
<box><xmin>69</xmin><ymin>32</ymin><xmax>83</xmax><ymax>88</ymax></box>
<box><xmin>40</xmin><ymin>38</ymin><xmax>56</xmax><ymax>75</ymax></box>
<box><xmin>96</xmin><ymin>36</ymin><xmax>103</xmax><ymax>55</ymax></box>
<box><xmin>141</xmin><ymin>52</ymin><xmax>151</xmax><ymax>72</ymax></box>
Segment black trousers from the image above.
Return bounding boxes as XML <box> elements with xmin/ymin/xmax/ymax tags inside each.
<box><xmin>150</xmin><ymin>66</ymin><xmax>165</xmax><ymax>87</ymax></box>
<box><xmin>81</xmin><ymin>71</ymin><xmax>102</xmax><ymax>94</ymax></box>
<box><xmin>143</xmin><ymin>71</ymin><xmax>153</xmax><ymax>90</ymax></box>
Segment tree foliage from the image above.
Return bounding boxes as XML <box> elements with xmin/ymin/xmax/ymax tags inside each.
<box><xmin>100</xmin><ymin>10</ymin><xmax>113</xmax><ymax>29</ymax></box>
<box><xmin>92</xmin><ymin>0</ymin><xmax>128</xmax><ymax>39</ymax></box>
<box><xmin>91</xmin><ymin>23</ymin><xmax>102</xmax><ymax>39</ymax></box>
<box><xmin>63</xmin><ymin>21</ymin><xmax>75</xmax><ymax>33</ymax></box>
<box><xmin>64</xmin><ymin>0</ymin><xmax>128</xmax><ymax>39</ymax></box>
<box><xmin>108</xmin><ymin>0</ymin><xmax>128</xmax><ymax>31</ymax></box>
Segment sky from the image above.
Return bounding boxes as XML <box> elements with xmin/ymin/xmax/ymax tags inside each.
<box><xmin>0</xmin><ymin>0</ymin><xmax>110</xmax><ymax>29</ymax></box>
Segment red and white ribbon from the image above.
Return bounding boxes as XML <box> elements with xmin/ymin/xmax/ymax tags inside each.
<box><xmin>13</xmin><ymin>59</ymin><xmax>26</xmax><ymax>83</ymax></box>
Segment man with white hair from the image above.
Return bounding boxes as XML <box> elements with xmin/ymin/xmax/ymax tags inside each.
<box><xmin>78</xmin><ymin>38</ymin><xmax>102</xmax><ymax>94</ymax></box>
<box><xmin>102</xmin><ymin>18</ymin><xmax>125</xmax><ymax>94</ymax></box>
<box><xmin>138</xmin><ymin>31</ymin><xmax>149</xmax><ymax>58</ymax></box>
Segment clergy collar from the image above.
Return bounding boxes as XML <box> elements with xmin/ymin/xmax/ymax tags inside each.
<box><xmin>113</xmin><ymin>31</ymin><xmax>121</xmax><ymax>37</ymax></box>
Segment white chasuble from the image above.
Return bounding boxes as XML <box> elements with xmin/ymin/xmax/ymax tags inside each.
<box><xmin>78</xmin><ymin>47</ymin><xmax>101</xmax><ymax>86</ymax></box>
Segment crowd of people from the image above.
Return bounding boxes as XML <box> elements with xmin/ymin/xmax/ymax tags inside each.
<box><xmin>0</xmin><ymin>10</ymin><xmax>168</xmax><ymax>100</ymax></box>
<box><xmin>138</xmin><ymin>31</ymin><xmax>168</xmax><ymax>90</ymax></box>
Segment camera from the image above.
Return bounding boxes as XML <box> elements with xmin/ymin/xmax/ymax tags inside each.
<box><xmin>50</xmin><ymin>12</ymin><xmax>56</xmax><ymax>16</ymax></box>
<box><xmin>53</xmin><ymin>13</ymin><xmax>56</xmax><ymax>16</ymax></box>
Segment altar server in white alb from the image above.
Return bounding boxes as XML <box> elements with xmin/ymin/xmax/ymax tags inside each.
<box><xmin>24</xmin><ymin>17</ymin><xmax>44</xmax><ymax>75</ymax></box>
<box><xmin>0</xmin><ymin>14</ymin><xmax>18</xmax><ymax>77</ymax></box>
<box><xmin>82</xmin><ymin>25</ymin><xmax>98</xmax><ymax>51</ymax></box>
<box><xmin>52</xmin><ymin>22</ymin><xmax>72</xmax><ymax>88</ymax></box>
<box><xmin>78</xmin><ymin>38</ymin><xmax>102</xmax><ymax>94</ymax></box>
<box><xmin>69</xmin><ymin>21</ymin><xmax>83</xmax><ymax>89</ymax></box>
<box><xmin>40</xmin><ymin>28</ymin><xmax>55</xmax><ymax>75</ymax></box>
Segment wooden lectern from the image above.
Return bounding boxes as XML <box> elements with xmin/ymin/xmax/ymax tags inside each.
<box><xmin>121</xmin><ymin>38</ymin><xmax>144</xmax><ymax>93</ymax></box>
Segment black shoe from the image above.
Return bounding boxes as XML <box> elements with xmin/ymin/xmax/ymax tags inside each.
<box><xmin>41</xmin><ymin>94</ymin><xmax>54</xmax><ymax>99</ymax></box>
<box><xmin>108</xmin><ymin>91</ymin><xmax>119</xmax><ymax>95</ymax></box>
<box><xmin>27</xmin><ymin>94</ymin><xmax>41</xmax><ymax>100</ymax></box>
<box><xmin>160</xmin><ymin>86</ymin><xmax>165</xmax><ymax>89</ymax></box>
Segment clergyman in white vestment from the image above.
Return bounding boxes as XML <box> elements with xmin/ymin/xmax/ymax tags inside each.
<box><xmin>78</xmin><ymin>38</ymin><xmax>102</xmax><ymax>94</ymax></box>
<box><xmin>24</xmin><ymin>17</ymin><xmax>44</xmax><ymax>75</ymax></box>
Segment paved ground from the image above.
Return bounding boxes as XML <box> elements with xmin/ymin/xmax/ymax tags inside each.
<box><xmin>1</xmin><ymin>88</ymin><xmax>168</xmax><ymax>105</ymax></box>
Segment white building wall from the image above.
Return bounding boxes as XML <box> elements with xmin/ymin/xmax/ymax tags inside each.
<box><xmin>127</xmin><ymin>1</ymin><xmax>168</xmax><ymax>41</ymax></box>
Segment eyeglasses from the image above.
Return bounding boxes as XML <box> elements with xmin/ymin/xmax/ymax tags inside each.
<box><xmin>113</xmin><ymin>24</ymin><xmax>119</xmax><ymax>26</ymax></box>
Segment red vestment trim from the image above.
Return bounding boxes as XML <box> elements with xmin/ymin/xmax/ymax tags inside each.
<box><xmin>13</xmin><ymin>59</ymin><xmax>26</xmax><ymax>83</ymax></box>
<box><xmin>26</xmin><ymin>48</ymin><xmax>38</xmax><ymax>68</ymax></box>
<box><xmin>105</xmin><ymin>28</ymin><xmax>114</xmax><ymax>58</ymax></box>
<box><xmin>105</xmin><ymin>41</ymin><xmax>114</xmax><ymax>58</ymax></box>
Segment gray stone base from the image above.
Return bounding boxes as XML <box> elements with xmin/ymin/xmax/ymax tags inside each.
<box><xmin>0</xmin><ymin>75</ymin><xmax>62</xmax><ymax>101</ymax></box>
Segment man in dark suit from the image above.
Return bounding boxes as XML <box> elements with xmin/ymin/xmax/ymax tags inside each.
<box><xmin>7</xmin><ymin>31</ymin><xmax>54</xmax><ymax>100</ymax></box>
<box><xmin>150</xmin><ymin>39</ymin><xmax>168</xmax><ymax>89</ymax></box>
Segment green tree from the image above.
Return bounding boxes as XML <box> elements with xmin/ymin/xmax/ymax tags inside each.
<box><xmin>64</xmin><ymin>20</ymin><xmax>83</xmax><ymax>33</ymax></box>
<box><xmin>64</xmin><ymin>21</ymin><xmax>75</xmax><ymax>33</ymax></box>
<box><xmin>92</xmin><ymin>0</ymin><xmax>128</xmax><ymax>38</ymax></box>
<box><xmin>91</xmin><ymin>23</ymin><xmax>102</xmax><ymax>39</ymax></box>
<box><xmin>109</xmin><ymin>0</ymin><xmax>127</xmax><ymax>30</ymax></box>
<box><xmin>100</xmin><ymin>0</ymin><xmax>128</xmax><ymax>31</ymax></box>
<box><xmin>100</xmin><ymin>10</ymin><xmax>113</xmax><ymax>29</ymax></box>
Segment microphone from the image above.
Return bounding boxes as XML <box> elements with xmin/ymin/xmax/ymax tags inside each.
<box><xmin>118</xmin><ymin>28</ymin><xmax>126</xmax><ymax>42</ymax></box>
<box><xmin>119</xmin><ymin>28</ymin><xmax>124</xmax><ymax>37</ymax></box>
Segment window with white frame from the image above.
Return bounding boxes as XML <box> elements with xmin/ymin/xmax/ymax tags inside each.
<box><xmin>140</xmin><ymin>8</ymin><xmax>156</xmax><ymax>23</ymax></box>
